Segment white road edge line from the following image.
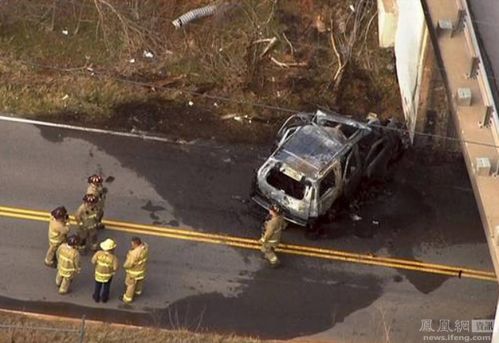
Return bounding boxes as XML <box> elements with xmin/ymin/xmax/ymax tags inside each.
<box><xmin>0</xmin><ymin>113</ymin><xmax>195</xmax><ymax>145</ymax></box>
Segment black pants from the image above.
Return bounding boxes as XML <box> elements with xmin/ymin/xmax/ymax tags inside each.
<box><xmin>93</xmin><ymin>278</ymin><xmax>112</xmax><ymax>302</ymax></box>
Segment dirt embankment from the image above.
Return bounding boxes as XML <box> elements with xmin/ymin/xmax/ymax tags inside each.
<box><xmin>0</xmin><ymin>0</ymin><xmax>401</xmax><ymax>144</ymax></box>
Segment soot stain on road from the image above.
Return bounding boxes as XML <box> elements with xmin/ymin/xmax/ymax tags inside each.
<box><xmin>362</xmin><ymin>180</ymin><xmax>451</xmax><ymax>294</ymax></box>
<box><xmin>305</xmin><ymin>151</ymin><xmax>485</xmax><ymax>294</ymax></box>
<box><xmin>38</xmin><ymin>125</ymin><xmax>266</xmax><ymax>236</ymax></box>
<box><xmin>0</xmin><ymin>295</ymin><xmax>150</xmax><ymax>326</ymax></box>
<box><xmin>37</xmin><ymin>124</ymin><xmax>66</xmax><ymax>143</ymax></box>
<box><xmin>36</xmin><ymin>127</ymin><xmax>489</xmax><ymax>296</ymax></box>
<box><xmin>0</xmin><ymin>265</ymin><xmax>383</xmax><ymax>340</ymax></box>
<box><xmin>141</xmin><ymin>200</ymin><xmax>166</xmax><ymax>221</ymax></box>
<box><xmin>161</xmin><ymin>268</ymin><xmax>383</xmax><ymax>339</ymax></box>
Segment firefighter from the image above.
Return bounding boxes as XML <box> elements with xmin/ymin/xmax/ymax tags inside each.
<box><xmin>91</xmin><ymin>238</ymin><xmax>119</xmax><ymax>303</ymax></box>
<box><xmin>122</xmin><ymin>236</ymin><xmax>149</xmax><ymax>304</ymax></box>
<box><xmin>86</xmin><ymin>174</ymin><xmax>106</xmax><ymax>229</ymax></box>
<box><xmin>55</xmin><ymin>235</ymin><xmax>81</xmax><ymax>294</ymax></box>
<box><xmin>259</xmin><ymin>204</ymin><xmax>287</xmax><ymax>267</ymax></box>
<box><xmin>44</xmin><ymin>206</ymin><xmax>70</xmax><ymax>267</ymax></box>
<box><xmin>75</xmin><ymin>194</ymin><xmax>100</xmax><ymax>253</ymax></box>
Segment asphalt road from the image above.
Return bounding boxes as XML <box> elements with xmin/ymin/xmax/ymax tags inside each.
<box><xmin>0</xmin><ymin>119</ymin><xmax>496</xmax><ymax>342</ymax></box>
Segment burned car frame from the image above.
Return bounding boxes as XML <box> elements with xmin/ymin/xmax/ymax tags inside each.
<box><xmin>251</xmin><ymin>110</ymin><xmax>405</xmax><ymax>227</ymax></box>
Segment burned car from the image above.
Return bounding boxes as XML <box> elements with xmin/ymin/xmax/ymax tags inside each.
<box><xmin>251</xmin><ymin>110</ymin><xmax>406</xmax><ymax>227</ymax></box>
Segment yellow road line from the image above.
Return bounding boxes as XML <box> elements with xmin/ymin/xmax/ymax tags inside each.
<box><xmin>0</xmin><ymin>206</ymin><xmax>49</xmax><ymax>217</ymax></box>
<box><xmin>1</xmin><ymin>205</ymin><xmax>495</xmax><ymax>276</ymax></box>
<box><xmin>0</xmin><ymin>205</ymin><xmax>256</xmax><ymax>244</ymax></box>
<box><xmin>280</xmin><ymin>243</ymin><xmax>496</xmax><ymax>277</ymax></box>
<box><xmin>0</xmin><ymin>205</ymin><xmax>496</xmax><ymax>282</ymax></box>
<box><xmin>0</xmin><ymin>211</ymin><xmax>47</xmax><ymax>223</ymax></box>
<box><xmin>1</xmin><ymin>207</ymin><xmax>495</xmax><ymax>281</ymax></box>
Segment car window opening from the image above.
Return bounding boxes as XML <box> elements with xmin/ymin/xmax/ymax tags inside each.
<box><xmin>320</xmin><ymin>170</ymin><xmax>337</xmax><ymax>197</ymax></box>
<box><xmin>338</xmin><ymin>124</ymin><xmax>357</xmax><ymax>138</ymax></box>
<box><xmin>266</xmin><ymin>167</ymin><xmax>305</xmax><ymax>200</ymax></box>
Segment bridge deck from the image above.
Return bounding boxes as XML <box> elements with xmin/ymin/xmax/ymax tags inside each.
<box><xmin>468</xmin><ymin>0</ymin><xmax>499</xmax><ymax>109</ymax></box>
<box><xmin>423</xmin><ymin>0</ymin><xmax>499</xmax><ymax>281</ymax></box>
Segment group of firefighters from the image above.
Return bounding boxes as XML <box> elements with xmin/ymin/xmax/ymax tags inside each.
<box><xmin>43</xmin><ymin>173</ymin><xmax>288</xmax><ymax>304</ymax></box>
<box><xmin>44</xmin><ymin>174</ymin><xmax>149</xmax><ymax>304</ymax></box>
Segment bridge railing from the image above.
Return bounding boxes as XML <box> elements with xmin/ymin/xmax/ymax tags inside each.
<box><xmin>458</xmin><ymin>0</ymin><xmax>499</xmax><ymax>138</ymax></box>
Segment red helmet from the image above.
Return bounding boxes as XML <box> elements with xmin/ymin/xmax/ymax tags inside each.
<box><xmin>88</xmin><ymin>174</ymin><xmax>103</xmax><ymax>185</ymax></box>
<box><xmin>67</xmin><ymin>235</ymin><xmax>80</xmax><ymax>247</ymax></box>
<box><xmin>51</xmin><ymin>206</ymin><xmax>68</xmax><ymax>220</ymax></box>
<box><xmin>83</xmin><ymin>194</ymin><xmax>98</xmax><ymax>204</ymax></box>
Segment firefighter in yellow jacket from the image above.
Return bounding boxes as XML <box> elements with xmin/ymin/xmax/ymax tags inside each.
<box><xmin>44</xmin><ymin>206</ymin><xmax>70</xmax><ymax>267</ymax></box>
<box><xmin>122</xmin><ymin>236</ymin><xmax>149</xmax><ymax>304</ymax></box>
<box><xmin>259</xmin><ymin>204</ymin><xmax>288</xmax><ymax>267</ymax></box>
<box><xmin>56</xmin><ymin>235</ymin><xmax>81</xmax><ymax>294</ymax></box>
<box><xmin>91</xmin><ymin>238</ymin><xmax>118</xmax><ymax>303</ymax></box>
<box><xmin>86</xmin><ymin>174</ymin><xmax>106</xmax><ymax>228</ymax></box>
<box><xmin>75</xmin><ymin>194</ymin><xmax>100</xmax><ymax>253</ymax></box>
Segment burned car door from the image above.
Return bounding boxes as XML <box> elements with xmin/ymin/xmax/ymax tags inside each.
<box><xmin>342</xmin><ymin>146</ymin><xmax>362</xmax><ymax>199</ymax></box>
<box><xmin>317</xmin><ymin>161</ymin><xmax>343</xmax><ymax>216</ymax></box>
<box><xmin>363</xmin><ymin>118</ymin><xmax>404</xmax><ymax>179</ymax></box>
<box><xmin>364</xmin><ymin>136</ymin><xmax>393</xmax><ymax>179</ymax></box>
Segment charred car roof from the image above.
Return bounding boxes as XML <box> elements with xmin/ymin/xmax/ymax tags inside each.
<box><xmin>271</xmin><ymin>110</ymin><xmax>373</xmax><ymax>179</ymax></box>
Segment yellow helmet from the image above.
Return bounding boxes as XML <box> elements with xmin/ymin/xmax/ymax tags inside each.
<box><xmin>100</xmin><ymin>238</ymin><xmax>117</xmax><ymax>251</ymax></box>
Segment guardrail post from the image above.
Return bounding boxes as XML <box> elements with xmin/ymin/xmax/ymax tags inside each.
<box><xmin>466</xmin><ymin>57</ymin><xmax>480</xmax><ymax>79</ymax></box>
<box><xmin>79</xmin><ymin>316</ymin><xmax>86</xmax><ymax>343</ymax></box>
<box><xmin>479</xmin><ymin>106</ymin><xmax>493</xmax><ymax>128</ymax></box>
<box><xmin>451</xmin><ymin>9</ymin><xmax>465</xmax><ymax>37</ymax></box>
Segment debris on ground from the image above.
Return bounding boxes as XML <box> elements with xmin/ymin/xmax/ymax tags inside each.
<box><xmin>143</xmin><ymin>50</ymin><xmax>154</xmax><ymax>59</ymax></box>
<box><xmin>221</xmin><ymin>113</ymin><xmax>239</xmax><ymax>120</ymax></box>
<box><xmin>350</xmin><ymin>213</ymin><xmax>363</xmax><ymax>221</ymax></box>
<box><xmin>253</xmin><ymin>37</ymin><xmax>278</xmax><ymax>59</ymax></box>
<box><xmin>229</xmin><ymin>115</ymin><xmax>252</xmax><ymax>124</ymax></box>
<box><xmin>0</xmin><ymin>1</ymin><xmax>403</xmax><ymax>146</ymax></box>
<box><xmin>231</xmin><ymin>195</ymin><xmax>248</xmax><ymax>204</ymax></box>
<box><xmin>172</xmin><ymin>4</ymin><xmax>218</xmax><ymax>29</ymax></box>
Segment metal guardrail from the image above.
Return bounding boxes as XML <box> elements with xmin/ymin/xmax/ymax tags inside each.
<box><xmin>459</xmin><ymin>0</ymin><xmax>499</xmax><ymax>134</ymax></box>
<box><xmin>0</xmin><ymin>315</ymin><xmax>86</xmax><ymax>342</ymax></box>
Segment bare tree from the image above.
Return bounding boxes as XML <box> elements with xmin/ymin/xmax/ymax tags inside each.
<box><xmin>329</xmin><ymin>0</ymin><xmax>376</xmax><ymax>104</ymax></box>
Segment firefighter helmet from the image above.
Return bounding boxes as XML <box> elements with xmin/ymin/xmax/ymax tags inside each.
<box><xmin>83</xmin><ymin>194</ymin><xmax>98</xmax><ymax>204</ymax></box>
<box><xmin>88</xmin><ymin>174</ymin><xmax>103</xmax><ymax>185</ymax></box>
<box><xmin>67</xmin><ymin>235</ymin><xmax>80</xmax><ymax>247</ymax></box>
<box><xmin>51</xmin><ymin>206</ymin><xmax>68</xmax><ymax>220</ymax></box>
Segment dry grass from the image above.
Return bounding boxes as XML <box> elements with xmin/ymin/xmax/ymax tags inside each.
<box><xmin>0</xmin><ymin>0</ymin><xmax>402</xmax><ymax>142</ymax></box>
<box><xmin>0</xmin><ymin>310</ymin><xmax>266</xmax><ymax>343</ymax></box>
